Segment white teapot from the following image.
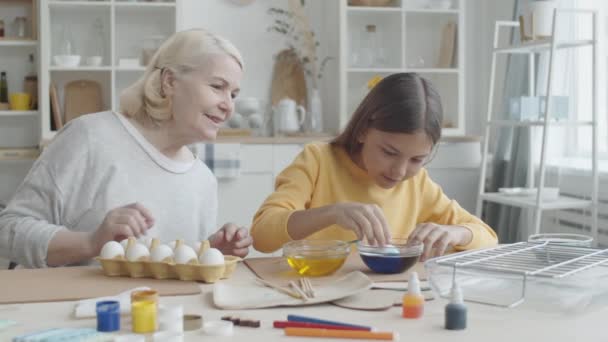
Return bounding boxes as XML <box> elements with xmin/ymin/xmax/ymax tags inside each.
<box><xmin>273</xmin><ymin>98</ymin><xmax>306</xmax><ymax>134</ymax></box>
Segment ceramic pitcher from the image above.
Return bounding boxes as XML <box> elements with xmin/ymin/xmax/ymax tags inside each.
<box><xmin>273</xmin><ymin>98</ymin><xmax>306</xmax><ymax>134</ymax></box>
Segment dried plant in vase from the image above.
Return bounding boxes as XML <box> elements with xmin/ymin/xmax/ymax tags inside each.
<box><xmin>268</xmin><ymin>0</ymin><xmax>333</xmax><ymax>133</ymax></box>
<box><xmin>267</xmin><ymin>0</ymin><xmax>333</xmax><ymax>90</ymax></box>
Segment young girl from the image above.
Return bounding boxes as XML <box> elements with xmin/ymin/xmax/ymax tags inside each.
<box><xmin>0</xmin><ymin>29</ymin><xmax>252</xmax><ymax>268</ymax></box>
<box><xmin>250</xmin><ymin>73</ymin><xmax>497</xmax><ymax>261</ymax></box>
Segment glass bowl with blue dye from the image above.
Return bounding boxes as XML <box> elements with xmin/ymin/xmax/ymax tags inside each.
<box><xmin>357</xmin><ymin>239</ymin><xmax>423</xmax><ymax>274</ymax></box>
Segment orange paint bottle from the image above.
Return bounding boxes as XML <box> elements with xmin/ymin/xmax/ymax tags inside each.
<box><xmin>402</xmin><ymin>271</ymin><xmax>424</xmax><ymax>319</ymax></box>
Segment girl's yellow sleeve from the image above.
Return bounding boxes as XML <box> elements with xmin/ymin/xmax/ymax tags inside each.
<box><xmin>250</xmin><ymin>144</ymin><xmax>321</xmax><ymax>253</ymax></box>
<box><xmin>417</xmin><ymin>169</ymin><xmax>498</xmax><ymax>250</ymax></box>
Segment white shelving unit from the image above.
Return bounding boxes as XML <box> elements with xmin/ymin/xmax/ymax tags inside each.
<box><xmin>0</xmin><ymin>0</ymin><xmax>40</xmax><ymax>151</ymax></box>
<box><xmin>39</xmin><ymin>0</ymin><xmax>182</xmax><ymax>141</ymax></box>
<box><xmin>476</xmin><ymin>10</ymin><xmax>599</xmax><ymax>241</ymax></box>
<box><xmin>339</xmin><ymin>0</ymin><xmax>465</xmax><ymax>135</ymax></box>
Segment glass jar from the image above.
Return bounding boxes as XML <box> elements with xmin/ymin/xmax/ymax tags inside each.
<box><xmin>12</xmin><ymin>17</ymin><xmax>27</xmax><ymax>38</ymax></box>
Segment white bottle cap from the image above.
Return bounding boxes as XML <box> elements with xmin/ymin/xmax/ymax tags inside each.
<box><xmin>407</xmin><ymin>271</ymin><xmax>421</xmax><ymax>296</ymax></box>
<box><xmin>450</xmin><ymin>283</ymin><xmax>464</xmax><ymax>304</ymax></box>
<box><xmin>158</xmin><ymin>304</ymin><xmax>184</xmax><ymax>332</ymax></box>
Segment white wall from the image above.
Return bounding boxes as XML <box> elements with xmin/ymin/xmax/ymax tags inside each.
<box><xmin>465</xmin><ymin>0</ymin><xmax>516</xmax><ymax>137</ymax></box>
<box><xmin>180</xmin><ymin>0</ymin><xmax>340</xmax><ymax>133</ymax></box>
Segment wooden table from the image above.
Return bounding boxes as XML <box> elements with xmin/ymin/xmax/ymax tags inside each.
<box><xmin>0</xmin><ymin>263</ymin><xmax>603</xmax><ymax>341</ymax></box>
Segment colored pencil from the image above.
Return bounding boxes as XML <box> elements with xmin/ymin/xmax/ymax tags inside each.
<box><xmin>287</xmin><ymin>314</ymin><xmax>372</xmax><ymax>330</ymax></box>
<box><xmin>273</xmin><ymin>321</ymin><xmax>370</xmax><ymax>331</ymax></box>
<box><xmin>285</xmin><ymin>327</ymin><xmax>396</xmax><ymax>341</ymax></box>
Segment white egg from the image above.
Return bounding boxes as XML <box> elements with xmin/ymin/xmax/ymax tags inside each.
<box><xmin>120</xmin><ymin>239</ymin><xmax>129</xmax><ymax>251</ymax></box>
<box><xmin>150</xmin><ymin>244</ymin><xmax>173</xmax><ymax>262</ymax></box>
<box><xmin>198</xmin><ymin>248</ymin><xmax>224</xmax><ymax>266</ymax></box>
<box><xmin>100</xmin><ymin>241</ymin><xmax>124</xmax><ymax>259</ymax></box>
<box><xmin>139</xmin><ymin>236</ymin><xmax>153</xmax><ymax>249</ymax></box>
<box><xmin>126</xmin><ymin>243</ymin><xmax>150</xmax><ymax>261</ymax></box>
<box><xmin>173</xmin><ymin>245</ymin><xmax>197</xmax><ymax>264</ymax></box>
<box><xmin>378</xmin><ymin>245</ymin><xmax>401</xmax><ymax>255</ymax></box>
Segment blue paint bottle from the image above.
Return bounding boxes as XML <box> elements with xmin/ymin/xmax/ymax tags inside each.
<box><xmin>445</xmin><ymin>284</ymin><xmax>466</xmax><ymax>330</ymax></box>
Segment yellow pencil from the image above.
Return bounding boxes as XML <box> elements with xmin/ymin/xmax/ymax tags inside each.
<box><xmin>284</xmin><ymin>327</ymin><xmax>397</xmax><ymax>340</ymax></box>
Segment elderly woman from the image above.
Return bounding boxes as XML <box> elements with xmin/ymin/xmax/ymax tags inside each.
<box><xmin>0</xmin><ymin>29</ymin><xmax>252</xmax><ymax>268</ymax></box>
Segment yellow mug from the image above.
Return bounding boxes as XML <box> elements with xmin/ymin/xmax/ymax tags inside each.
<box><xmin>9</xmin><ymin>93</ymin><xmax>31</xmax><ymax>111</ymax></box>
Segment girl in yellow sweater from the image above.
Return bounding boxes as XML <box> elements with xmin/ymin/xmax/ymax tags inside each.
<box><xmin>251</xmin><ymin>73</ymin><xmax>497</xmax><ymax>261</ymax></box>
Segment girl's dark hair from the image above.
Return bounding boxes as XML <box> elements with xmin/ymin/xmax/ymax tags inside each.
<box><xmin>332</xmin><ymin>73</ymin><xmax>443</xmax><ymax>156</ymax></box>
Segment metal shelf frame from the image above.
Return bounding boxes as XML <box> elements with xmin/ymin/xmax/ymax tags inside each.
<box><xmin>475</xmin><ymin>9</ymin><xmax>599</xmax><ymax>242</ymax></box>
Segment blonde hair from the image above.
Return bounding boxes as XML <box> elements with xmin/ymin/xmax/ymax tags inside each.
<box><xmin>120</xmin><ymin>29</ymin><xmax>244</xmax><ymax>125</ymax></box>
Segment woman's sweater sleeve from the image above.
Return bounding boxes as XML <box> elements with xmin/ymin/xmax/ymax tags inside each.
<box><xmin>250</xmin><ymin>144</ymin><xmax>320</xmax><ymax>253</ymax></box>
<box><xmin>418</xmin><ymin>169</ymin><xmax>498</xmax><ymax>250</ymax></box>
<box><xmin>0</xmin><ymin>120</ymin><xmax>90</xmax><ymax>268</ymax></box>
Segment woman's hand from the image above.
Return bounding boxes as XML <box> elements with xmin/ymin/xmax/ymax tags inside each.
<box><xmin>408</xmin><ymin>223</ymin><xmax>473</xmax><ymax>262</ymax></box>
<box><xmin>331</xmin><ymin>202</ymin><xmax>391</xmax><ymax>245</ymax></box>
<box><xmin>89</xmin><ymin>202</ymin><xmax>155</xmax><ymax>255</ymax></box>
<box><xmin>209</xmin><ymin>223</ymin><xmax>253</xmax><ymax>257</ymax></box>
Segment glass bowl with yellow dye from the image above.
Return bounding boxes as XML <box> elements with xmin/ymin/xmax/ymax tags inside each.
<box><xmin>283</xmin><ymin>240</ymin><xmax>351</xmax><ymax>277</ymax></box>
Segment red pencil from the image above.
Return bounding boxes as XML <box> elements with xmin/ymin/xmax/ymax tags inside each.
<box><xmin>274</xmin><ymin>320</ymin><xmax>371</xmax><ymax>331</ymax></box>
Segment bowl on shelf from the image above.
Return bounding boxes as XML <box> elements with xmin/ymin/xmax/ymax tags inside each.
<box><xmin>348</xmin><ymin>0</ymin><xmax>393</xmax><ymax>7</ymax></box>
<box><xmin>53</xmin><ymin>55</ymin><xmax>81</xmax><ymax>67</ymax></box>
<box><xmin>357</xmin><ymin>239</ymin><xmax>423</xmax><ymax>274</ymax></box>
<box><xmin>235</xmin><ymin>97</ymin><xmax>260</xmax><ymax>115</ymax></box>
<box><xmin>282</xmin><ymin>240</ymin><xmax>351</xmax><ymax>277</ymax></box>
<box><xmin>427</xmin><ymin>0</ymin><xmax>452</xmax><ymax>10</ymax></box>
<box><xmin>85</xmin><ymin>56</ymin><xmax>103</xmax><ymax>67</ymax></box>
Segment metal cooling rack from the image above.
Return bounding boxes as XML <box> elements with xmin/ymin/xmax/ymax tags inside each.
<box><xmin>432</xmin><ymin>242</ymin><xmax>608</xmax><ymax>307</ymax></box>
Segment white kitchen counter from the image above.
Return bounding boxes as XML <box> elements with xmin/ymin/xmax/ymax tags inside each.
<box><xmin>0</xmin><ymin>263</ymin><xmax>602</xmax><ymax>342</ymax></box>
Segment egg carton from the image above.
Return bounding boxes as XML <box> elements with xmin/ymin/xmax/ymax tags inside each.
<box><xmin>95</xmin><ymin>255</ymin><xmax>241</xmax><ymax>283</ymax></box>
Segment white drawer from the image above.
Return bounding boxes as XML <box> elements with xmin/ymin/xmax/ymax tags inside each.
<box><xmin>240</xmin><ymin>144</ymin><xmax>273</xmax><ymax>173</ymax></box>
<box><xmin>273</xmin><ymin>144</ymin><xmax>303</xmax><ymax>176</ymax></box>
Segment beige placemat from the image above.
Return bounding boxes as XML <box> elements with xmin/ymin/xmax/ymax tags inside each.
<box><xmin>244</xmin><ymin>252</ymin><xmax>426</xmax><ymax>286</ymax></box>
<box><xmin>0</xmin><ymin>266</ymin><xmax>201</xmax><ymax>304</ymax></box>
<box><xmin>213</xmin><ymin>271</ymin><xmax>372</xmax><ymax>309</ymax></box>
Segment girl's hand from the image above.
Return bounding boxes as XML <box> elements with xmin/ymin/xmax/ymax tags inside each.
<box><xmin>209</xmin><ymin>223</ymin><xmax>253</xmax><ymax>257</ymax></box>
<box><xmin>408</xmin><ymin>223</ymin><xmax>472</xmax><ymax>262</ymax></box>
<box><xmin>332</xmin><ymin>202</ymin><xmax>391</xmax><ymax>246</ymax></box>
<box><xmin>89</xmin><ymin>202</ymin><xmax>154</xmax><ymax>255</ymax></box>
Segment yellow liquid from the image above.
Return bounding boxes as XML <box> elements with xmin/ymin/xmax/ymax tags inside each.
<box><xmin>286</xmin><ymin>256</ymin><xmax>347</xmax><ymax>276</ymax></box>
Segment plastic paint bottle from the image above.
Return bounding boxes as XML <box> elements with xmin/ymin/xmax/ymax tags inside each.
<box><xmin>402</xmin><ymin>271</ymin><xmax>424</xmax><ymax>318</ymax></box>
<box><xmin>445</xmin><ymin>283</ymin><xmax>467</xmax><ymax>330</ymax></box>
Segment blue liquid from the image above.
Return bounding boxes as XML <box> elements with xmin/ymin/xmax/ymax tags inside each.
<box><xmin>359</xmin><ymin>252</ymin><xmax>419</xmax><ymax>274</ymax></box>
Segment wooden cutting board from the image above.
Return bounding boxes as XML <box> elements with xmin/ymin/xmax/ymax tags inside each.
<box><xmin>244</xmin><ymin>252</ymin><xmax>426</xmax><ymax>286</ymax></box>
<box><xmin>270</xmin><ymin>49</ymin><xmax>308</xmax><ymax>108</ymax></box>
<box><xmin>64</xmin><ymin>80</ymin><xmax>103</xmax><ymax>123</ymax></box>
<box><xmin>0</xmin><ymin>266</ymin><xmax>201</xmax><ymax>304</ymax></box>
